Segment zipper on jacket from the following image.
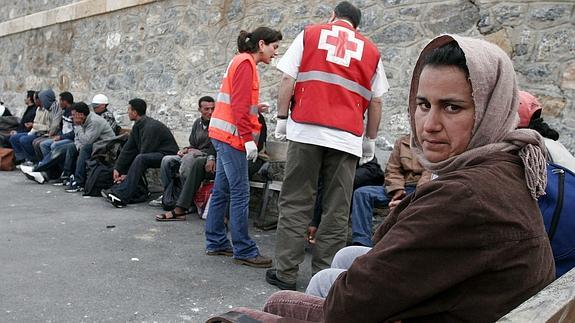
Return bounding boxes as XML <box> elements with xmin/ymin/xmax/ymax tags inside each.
<box><xmin>548</xmin><ymin>168</ymin><xmax>565</xmax><ymax>241</ymax></box>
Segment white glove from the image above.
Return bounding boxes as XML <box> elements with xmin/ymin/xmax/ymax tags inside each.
<box><xmin>359</xmin><ymin>137</ymin><xmax>376</xmax><ymax>166</ymax></box>
<box><xmin>274</xmin><ymin>119</ymin><xmax>287</xmax><ymax>141</ymax></box>
<box><xmin>244</xmin><ymin>140</ymin><xmax>258</xmax><ymax>162</ymax></box>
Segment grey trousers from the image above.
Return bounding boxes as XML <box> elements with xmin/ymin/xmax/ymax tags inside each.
<box><xmin>274</xmin><ymin>141</ymin><xmax>358</xmax><ymax>284</ymax></box>
<box><xmin>305</xmin><ymin>246</ymin><xmax>371</xmax><ymax>298</ymax></box>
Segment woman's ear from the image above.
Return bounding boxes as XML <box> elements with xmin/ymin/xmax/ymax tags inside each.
<box><xmin>258</xmin><ymin>39</ymin><xmax>265</xmax><ymax>53</ymax></box>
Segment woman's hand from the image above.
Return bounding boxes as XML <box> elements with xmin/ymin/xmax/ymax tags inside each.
<box><xmin>258</xmin><ymin>102</ymin><xmax>270</xmax><ymax>113</ymax></box>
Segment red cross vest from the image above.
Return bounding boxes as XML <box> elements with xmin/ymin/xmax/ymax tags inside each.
<box><xmin>291</xmin><ymin>21</ymin><xmax>380</xmax><ymax>137</ymax></box>
<box><xmin>209</xmin><ymin>53</ymin><xmax>261</xmax><ymax>151</ymax></box>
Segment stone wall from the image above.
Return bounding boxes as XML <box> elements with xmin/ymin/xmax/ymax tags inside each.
<box><xmin>0</xmin><ymin>0</ymin><xmax>574</xmax><ymax>152</ymax></box>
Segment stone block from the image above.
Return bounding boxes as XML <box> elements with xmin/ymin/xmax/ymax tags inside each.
<box><xmin>423</xmin><ymin>1</ymin><xmax>480</xmax><ymax>35</ymax></box>
<box><xmin>492</xmin><ymin>3</ymin><xmax>526</xmax><ymax>26</ymax></box>
<box><xmin>74</xmin><ymin>0</ymin><xmax>107</xmax><ymax>20</ymax></box>
<box><xmin>562</xmin><ymin>61</ymin><xmax>575</xmax><ymax>90</ymax></box>
<box><xmin>373</xmin><ymin>22</ymin><xmax>418</xmax><ymax>45</ymax></box>
<box><xmin>483</xmin><ymin>29</ymin><xmax>512</xmax><ymax>56</ymax></box>
<box><xmin>539</xmin><ymin>96</ymin><xmax>567</xmax><ymax>118</ymax></box>
<box><xmin>536</xmin><ymin>29</ymin><xmax>575</xmax><ymax>61</ymax></box>
<box><xmin>528</xmin><ymin>3</ymin><xmax>573</xmax><ymax>29</ymax></box>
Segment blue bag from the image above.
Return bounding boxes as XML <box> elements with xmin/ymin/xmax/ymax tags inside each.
<box><xmin>539</xmin><ymin>163</ymin><xmax>575</xmax><ymax>278</ymax></box>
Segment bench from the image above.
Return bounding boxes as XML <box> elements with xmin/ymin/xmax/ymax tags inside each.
<box><xmin>497</xmin><ymin>267</ymin><xmax>575</xmax><ymax>322</ymax></box>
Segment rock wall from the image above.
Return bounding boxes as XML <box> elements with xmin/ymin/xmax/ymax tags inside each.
<box><xmin>0</xmin><ymin>0</ymin><xmax>574</xmax><ymax>152</ymax></box>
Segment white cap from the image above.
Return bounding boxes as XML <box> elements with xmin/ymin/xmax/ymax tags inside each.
<box><xmin>91</xmin><ymin>94</ymin><xmax>109</xmax><ymax>105</ymax></box>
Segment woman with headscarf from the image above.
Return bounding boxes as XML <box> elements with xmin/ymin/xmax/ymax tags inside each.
<box><xmin>211</xmin><ymin>35</ymin><xmax>555</xmax><ymax>323</ymax></box>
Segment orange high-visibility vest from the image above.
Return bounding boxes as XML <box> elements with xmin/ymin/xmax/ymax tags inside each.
<box><xmin>209</xmin><ymin>53</ymin><xmax>261</xmax><ymax>151</ymax></box>
<box><xmin>291</xmin><ymin>21</ymin><xmax>380</xmax><ymax>136</ymax></box>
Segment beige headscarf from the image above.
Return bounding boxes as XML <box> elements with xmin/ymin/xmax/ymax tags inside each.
<box><xmin>409</xmin><ymin>34</ymin><xmax>547</xmax><ymax>199</ymax></box>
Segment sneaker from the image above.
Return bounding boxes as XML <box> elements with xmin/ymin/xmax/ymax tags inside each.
<box><xmin>233</xmin><ymin>254</ymin><xmax>272</xmax><ymax>268</ymax></box>
<box><xmin>22</xmin><ymin>160</ymin><xmax>35</xmax><ymax>167</ymax></box>
<box><xmin>19</xmin><ymin>165</ymin><xmax>34</xmax><ymax>173</ymax></box>
<box><xmin>23</xmin><ymin>170</ymin><xmax>47</xmax><ymax>184</ymax></box>
<box><xmin>206</xmin><ymin>248</ymin><xmax>233</xmax><ymax>257</ymax></box>
<box><xmin>148</xmin><ymin>195</ymin><xmax>163</xmax><ymax>207</ymax></box>
<box><xmin>65</xmin><ymin>182</ymin><xmax>84</xmax><ymax>193</ymax></box>
<box><xmin>101</xmin><ymin>189</ymin><xmax>126</xmax><ymax>208</ymax></box>
<box><xmin>265</xmin><ymin>269</ymin><xmax>297</xmax><ymax>290</ymax></box>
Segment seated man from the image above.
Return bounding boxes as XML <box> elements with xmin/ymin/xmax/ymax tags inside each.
<box><xmin>350</xmin><ymin>134</ymin><xmax>430</xmax><ymax>247</ymax></box>
<box><xmin>64</xmin><ymin>102</ymin><xmax>116</xmax><ymax>192</ymax></box>
<box><xmin>91</xmin><ymin>94</ymin><xmax>121</xmax><ymax>135</ymax></box>
<box><xmin>35</xmin><ymin>91</ymin><xmax>74</xmax><ymax>170</ymax></box>
<box><xmin>31</xmin><ymin>91</ymin><xmax>62</xmax><ymax>164</ymax></box>
<box><xmin>10</xmin><ymin>90</ymin><xmax>54</xmax><ymax>165</ymax></box>
<box><xmin>101</xmin><ymin>98</ymin><xmax>178</xmax><ymax>208</ymax></box>
<box><xmin>153</xmin><ymin>95</ymin><xmax>216</xmax><ymax>220</ymax></box>
<box><xmin>1</xmin><ymin>90</ymin><xmax>37</xmax><ymax>147</ymax></box>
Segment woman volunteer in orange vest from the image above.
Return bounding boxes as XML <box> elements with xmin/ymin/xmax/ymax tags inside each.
<box><xmin>205</xmin><ymin>27</ymin><xmax>282</xmax><ymax>267</ymax></box>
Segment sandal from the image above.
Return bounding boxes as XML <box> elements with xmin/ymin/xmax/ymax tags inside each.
<box><xmin>155</xmin><ymin>210</ymin><xmax>186</xmax><ymax>221</ymax></box>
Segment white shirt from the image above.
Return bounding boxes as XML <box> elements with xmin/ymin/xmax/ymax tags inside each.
<box><xmin>544</xmin><ymin>138</ymin><xmax>575</xmax><ymax>173</ymax></box>
<box><xmin>277</xmin><ymin>30</ymin><xmax>389</xmax><ymax>157</ymax></box>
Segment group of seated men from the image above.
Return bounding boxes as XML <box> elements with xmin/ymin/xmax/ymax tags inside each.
<box><xmin>2</xmin><ymin>89</ymin><xmax>427</xmax><ymax>244</ymax></box>
<box><xmin>3</xmin><ymin>90</ymin><xmax>119</xmax><ymax>189</ymax></box>
<box><xmin>2</xmin><ymin>92</ymin><xmax>247</xmax><ymax>217</ymax></box>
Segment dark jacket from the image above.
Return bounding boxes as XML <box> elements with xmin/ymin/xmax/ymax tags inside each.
<box><xmin>324</xmin><ymin>152</ymin><xmax>555</xmax><ymax>323</ymax></box>
<box><xmin>188</xmin><ymin>117</ymin><xmax>215</xmax><ymax>157</ymax></box>
<box><xmin>17</xmin><ymin>104</ymin><xmax>37</xmax><ymax>133</ymax></box>
<box><xmin>115</xmin><ymin>116</ymin><xmax>179</xmax><ymax>174</ymax></box>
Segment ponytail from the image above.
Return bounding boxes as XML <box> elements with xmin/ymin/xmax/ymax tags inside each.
<box><xmin>236</xmin><ymin>27</ymin><xmax>283</xmax><ymax>53</ymax></box>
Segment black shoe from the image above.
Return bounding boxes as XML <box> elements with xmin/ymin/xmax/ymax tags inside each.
<box><xmin>265</xmin><ymin>269</ymin><xmax>296</xmax><ymax>290</ymax></box>
<box><xmin>101</xmin><ymin>189</ymin><xmax>126</xmax><ymax>208</ymax></box>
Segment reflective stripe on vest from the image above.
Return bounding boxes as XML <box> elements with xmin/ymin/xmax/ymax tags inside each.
<box><xmin>209</xmin><ymin>118</ymin><xmax>259</xmax><ymax>143</ymax></box>
<box><xmin>216</xmin><ymin>92</ymin><xmax>259</xmax><ymax>115</ymax></box>
<box><xmin>297</xmin><ymin>71</ymin><xmax>372</xmax><ymax>101</ymax></box>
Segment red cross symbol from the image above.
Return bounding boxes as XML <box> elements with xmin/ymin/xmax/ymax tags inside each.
<box><xmin>318</xmin><ymin>25</ymin><xmax>364</xmax><ymax>67</ymax></box>
<box><xmin>326</xmin><ymin>31</ymin><xmax>358</xmax><ymax>59</ymax></box>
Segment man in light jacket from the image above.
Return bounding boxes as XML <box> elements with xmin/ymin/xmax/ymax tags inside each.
<box><xmin>64</xmin><ymin>102</ymin><xmax>115</xmax><ymax>192</ymax></box>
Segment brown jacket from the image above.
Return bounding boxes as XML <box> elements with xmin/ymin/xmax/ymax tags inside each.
<box><xmin>324</xmin><ymin>152</ymin><xmax>555</xmax><ymax>323</ymax></box>
<box><xmin>384</xmin><ymin>135</ymin><xmax>430</xmax><ymax>194</ymax></box>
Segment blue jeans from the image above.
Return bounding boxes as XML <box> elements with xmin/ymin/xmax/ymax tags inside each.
<box><xmin>64</xmin><ymin>143</ymin><xmax>94</xmax><ymax>186</ymax></box>
<box><xmin>351</xmin><ymin>185</ymin><xmax>416</xmax><ymax>247</ymax></box>
<box><xmin>38</xmin><ymin>138</ymin><xmax>73</xmax><ymax>167</ymax></box>
<box><xmin>205</xmin><ymin>139</ymin><xmax>258</xmax><ymax>259</ymax></box>
<box><xmin>9</xmin><ymin>132</ymin><xmax>38</xmax><ymax>161</ymax></box>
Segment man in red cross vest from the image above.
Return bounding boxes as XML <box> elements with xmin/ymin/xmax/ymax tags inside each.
<box><xmin>266</xmin><ymin>1</ymin><xmax>390</xmax><ymax>290</ymax></box>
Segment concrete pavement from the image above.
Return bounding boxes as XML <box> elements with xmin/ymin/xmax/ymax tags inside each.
<box><xmin>0</xmin><ymin>170</ymin><xmax>312</xmax><ymax>322</ymax></box>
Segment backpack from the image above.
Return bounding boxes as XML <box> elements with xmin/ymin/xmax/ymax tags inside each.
<box><xmin>539</xmin><ymin>162</ymin><xmax>575</xmax><ymax>278</ymax></box>
<box><xmin>83</xmin><ymin>160</ymin><xmax>114</xmax><ymax>196</ymax></box>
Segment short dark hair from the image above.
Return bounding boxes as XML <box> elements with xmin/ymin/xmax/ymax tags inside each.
<box><xmin>334</xmin><ymin>1</ymin><xmax>362</xmax><ymax>28</ymax></box>
<box><xmin>71</xmin><ymin>102</ymin><xmax>90</xmax><ymax>116</ymax></box>
<box><xmin>422</xmin><ymin>41</ymin><xmax>470</xmax><ymax>78</ymax></box>
<box><xmin>128</xmin><ymin>98</ymin><xmax>147</xmax><ymax>116</ymax></box>
<box><xmin>198</xmin><ymin>96</ymin><xmax>215</xmax><ymax>107</ymax></box>
<box><xmin>237</xmin><ymin>27</ymin><xmax>283</xmax><ymax>54</ymax></box>
<box><xmin>59</xmin><ymin>91</ymin><xmax>74</xmax><ymax>105</ymax></box>
<box><xmin>26</xmin><ymin>90</ymin><xmax>35</xmax><ymax>102</ymax></box>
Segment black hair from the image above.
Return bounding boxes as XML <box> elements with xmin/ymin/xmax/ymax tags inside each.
<box><xmin>423</xmin><ymin>41</ymin><xmax>470</xmax><ymax>77</ymax></box>
<box><xmin>334</xmin><ymin>1</ymin><xmax>362</xmax><ymax>28</ymax></box>
<box><xmin>26</xmin><ymin>90</ymin><xmax>35</xmax><ymax>102</ymax></box>
<box><xmin>198</xmin><ymin>95</ymin><xmax>215</xmax><ymax>107</ymax></box>
<box><xmin>71</xmin><ymin>102</ymin><xmax>90</xmax><ymax>116</ymax></box>
<box><xmin>59</xmin><ymin>91</ymin><xmax>74</xmax><ymax>105</ymax></box>
<box><xmin>128</xmin><ymin>98</ymin><xmax>147</xmax><ymax>116</ymax></box>
<box><xmin>529</xmin><ymin>112</ymin><xmax>560</xmax><ymax>140</ymax></box>
<box><xmin>237</xmin><ymin>27</ymin><xmax>283</xmax><ymax>54</ymax></box>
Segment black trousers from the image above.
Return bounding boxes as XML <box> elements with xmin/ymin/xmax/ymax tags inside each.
<box><xmin>111</xmin><ymin>152</ymin><xmax>164</xmax><ymax>203</ymax></box>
